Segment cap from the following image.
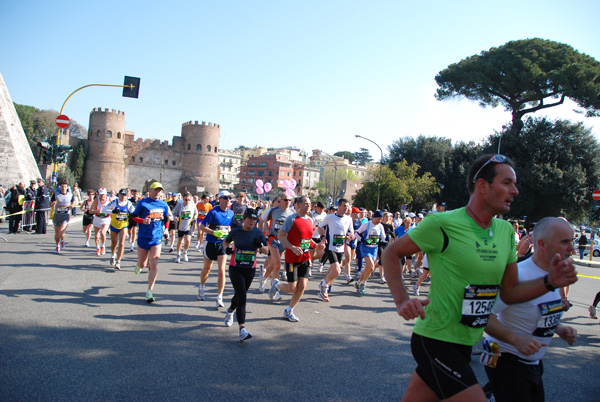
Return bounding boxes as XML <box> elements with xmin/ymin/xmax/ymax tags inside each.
<box><xmin>243</xmin><ymin>208</ymin><xmax>259</xmax><ymax>219</ymax></box>
<box><xmin>408</xmin><ymin>212</ymin><xmax>416</xmax><ymax>218</ymax></box>
<box><xmin>30</xmin><ymin>180</ymin><xmax>37</xmax><ymax>184</ymax></box>
<box><xmin>417</xmin><ymin>213</ymin><xmax>424</xmax><ymax>219</ymax></box>
<box><xmin>37</xmin><ymin>178</ymin><xmax>45</xmax><ymax>183</ymax></box>
<box><xmin>119</xmin><ymin>188</ymin><xmax>128</xmax><ymax>196</ymax></box>
<box><xmin>351</xmin><ymin>207</ymin><xmax>361</xmax><ymax>213</ymax></box>
<box><xmin>150</xmin><ymin>182</ymin><xmax>164</xmax><ymax>190</ymax></box>
<box><xmin>237</xmin><ymin>192</ymin><xmax>246</xmax><ymax>197</ymax></box>
<box><xmin>98</xmin><ymin>188</ymin><xmax>107</xmax><ymax>195</ymax></box>
<box><xmin>218</xmin><ymin>190</ymin><xmax>232</xmax><ymax>199</ymax></box>
<box><xmin>373</xmin><ymin>210</ymin><xmax>384</xmax><ymax>218</ymax></box>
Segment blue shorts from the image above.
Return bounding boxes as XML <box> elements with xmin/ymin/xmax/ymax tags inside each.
<box><xmin>360</xmin><ymin>243</ymin><xmax>378</xmax><ymax>259</ymax></box>
<box><xmin>138</xmin><ymin>237</ymin><xmax>162</xmax><ymax>251</ymax></box>
<box><xmin>110</xmin><ymin>225</ymin><xmax>127</xmax><ymax>233</ymax></box>
<box><xmin>348</xmin><ymin>238</ymin><xmax>357</xmax><ymax>250</ymax></box>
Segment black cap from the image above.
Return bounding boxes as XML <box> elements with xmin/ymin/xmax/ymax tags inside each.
<box><xmin>243</xmin><ymin>208</ymin><xmax>259</xmax><ymax>219</ymax></box>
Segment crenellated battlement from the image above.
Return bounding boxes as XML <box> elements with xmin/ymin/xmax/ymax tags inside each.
<box><xmin>182</xmin><ymin>120</ymin><xmax>220</xmax><ymax>128</ymax></box>
<box><xmin>91</xmin><ymin>107</ymin><xmax>125</xmax><ymax>115</ymax></box>
<box><xmin>129</xmin><ymin>138</ymin><xmax>174</xmax><ymax>150</ymax></box>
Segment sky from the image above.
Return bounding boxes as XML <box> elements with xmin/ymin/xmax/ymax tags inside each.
<box><xmin>1</xmin><ymin>0</ymin><xmax>599</xmax><ymax>161</ymax></box>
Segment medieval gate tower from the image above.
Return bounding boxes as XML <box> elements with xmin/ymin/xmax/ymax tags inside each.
<box><xmin>179</xmin><ymin>120</ymin><xmax>220</xmax><ymax>195</ymax></box>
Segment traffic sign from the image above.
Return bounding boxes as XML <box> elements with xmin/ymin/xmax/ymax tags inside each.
<box><xmin>593</xmin><ymin>190</ymin><xmax>600</xmax><ymax>201</ymax></box>
<box><xmin>55</xmin><ymin>115</ymin><xmax>70</xmax><ymax>128</ymax></box>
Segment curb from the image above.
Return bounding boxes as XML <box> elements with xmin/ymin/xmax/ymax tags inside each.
<box><xmin>573</xmin><ymin>259</ymin><xmax>600</xmax><ymax>268</ymax></box>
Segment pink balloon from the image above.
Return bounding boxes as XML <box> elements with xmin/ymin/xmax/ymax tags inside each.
<box><xmin>282</xmin><ymin>180</ymin><xmax>290</xmax><ymax>189</ymax></box>
<box><xmin>256</xmin><ymin>187</ymin><xmax>264</xmax><ymax>195</ymax></box>
<box><xmin>255</xmin><ymin>179</ymin><xmax>264</xmax><ymax>188</ymax></box>
<box><xmin>286</xmin><ymin>188</ymin><xmax>295</xmax><ymax>198</ymax></box>
<box><xmin>289</xmin><ymin>179</ymin><xmax>297</xmax><ymax>189</ymax></box>
<box><xmin>264</xmin><ymin>182</ymin><xmax>272</xmax><ymax>193</ymax></box>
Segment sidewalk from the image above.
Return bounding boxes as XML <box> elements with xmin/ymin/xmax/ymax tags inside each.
<box><xmin>573</xmin><ymin>257</ymin><xmax>600</xmax><ymax>268</ymax></box>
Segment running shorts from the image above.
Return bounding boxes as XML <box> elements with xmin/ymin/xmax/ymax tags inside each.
<box><xmin>285</xmin><ymin>260</ymin><xmax>310</xmax><ymax>282</ymax></box>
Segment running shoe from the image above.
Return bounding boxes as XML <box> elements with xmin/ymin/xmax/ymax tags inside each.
<box><xmin>280</xmin><ymin>271</ymin><xmax>287</xmax><ymax>281</ymax></box>
<box><xmin>589</xmin><ymin>305</ymin><xmax>598</xmax><ymax>319</ymax></box>
<box><xmin>274</xmin><ymin>291</ymin><xmax>283</xmax><ymax>301</ymax></box>
<box><xmin>413</xmin><ymin>284</ymin><xmax>419</xmax><ymax>296</ymax></box>
<box><xmin>115</xmin><ymin>261</ymin><xmax>121</xmax><ymax>270</ymax></box>
<box><xmin>110</xmin><ymin>255</ymin><xmax>116</xmax><ymax>266</ymax></box>
<box><xmin>60</xmin><ymin>240</ymin><xmax>65</xmax><ymax>249</ymax></box>
<box><xmin>318</xmin><ymin>288</ymin><xmax>330</xmax><ymax>302</ymax></box>
<box><xmin>55</xmin><ymin>245</ymin><xmax>60</xmax><ymax>254</ymax></box>
<box><xmin>195</xmin><ymin>242</ymin><xmax>201</xmax><ymax>251</ymax></box>
<box><xmin>346</xmin><ymin>276</ymin><xmax>355</xmax><ymax>285</ymax></box>
<box><xmin>130</xmin><ymin>244</ymin><xmax>135</xmax><ymax>252</ymax></box>
<box><xmin>146</xmin><ymin>289</ymin><xmax>155</xmax><ymax>303</ymax></box>
<box><xmin>216</xmin><ymin>297</ymin><xmax>225</xmax><ymax>308</ymax></box>
<box><xmin>268</xmin><ymin>280</ymin><xmax>280</xmax><ymax>301</ymax></box>
<box><xmin>224</xmin><ymin>309</ymin><xmax>234</xmax><ymax>327</ymax></box>
<box><xmin>240</xmin><ymin>327</ymin><xmax>252</xmax><ymax>341</ymax></box>
<box><xmin>175</xmin><ymin>255</ymin><xmax>181</xmax><ymax>264</ymax></box>
<box><xmin>85</xmin><ymin>241</ymin><xmax>89</xmax><ymax>247</ymax></box>
<box><xmin>379</xmin><ymin>277</ymin><xmax>387</xmax><ymax>284</ymax></box>
<box><xmin>283</xmin><ymin>308</ymin><xmax>299</xmax><ymax>322</ymax></box>
<box><xmin>134</xmin><ymin>265</ymin><xmax>142</xmax><ymax>275</ymax></box>
<box><xmin>417</xmin><ymin>268</ymin><xmax>424</xmax><ymax>277</ymax></box>
<box><xmin>410</xmin><ymin>271</ymin><xmax>416</xmax><ymax>278</ymax></box>
<box><xmin>100</xmin><ymin>246</ymin><xmax>106</xmax><ymax>255</ymax></box>
<box><xmin>358</xmin><ymin>283</ymin><xmax>366</xmax><ymax>295</ymax></box>
<box><xmin>169</xmin><ymin>246</ymin><xmax>174</xmax><ymax>253</ymax></box>
<box><xmin>197</xmin><ymin>285</ymin><xmax>205</xmax><ymax>301</ymax></box>
<box><xmin>354</xmin><ymin>281</ymin><xmax>360</xmax><ymax>290</ymax></box>
<box><xmin>258</xmin><ymin>273</ymin><xmax>266</xmax><ymax>293</ymax></box>
<box><xmin>317</xmin><ymin>261</ymin><xmax>323</xmax><ymax>273</ymax></box>
<box><xmin>183</xmin><ymin>252</ymin><xmax>188</xmax><ymax>262</ymax></box>
<box><xmin>96</xmin><ymin>248</ymin><xmax>101</xmax><ymax>256</ymax></box>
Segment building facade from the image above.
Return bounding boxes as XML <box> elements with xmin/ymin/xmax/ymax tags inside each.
<box><xmin>218</xmin><ymin>149</ymin><xmax>242</xmax><ymax>190</ymax></box>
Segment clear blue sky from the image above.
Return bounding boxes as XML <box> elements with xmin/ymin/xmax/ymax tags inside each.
<box><xmin>2</xmin><ymin>0</ymin><xmax>599</xmax><ymax>161</ymax></box>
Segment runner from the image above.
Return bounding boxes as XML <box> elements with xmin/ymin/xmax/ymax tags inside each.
<box><xmin>230</xmin><ymin>192</ymin><xmax>248</xmax><ymax>230</ymax></box>
<box><xmin>104</xmin><ymin>188</ymin><xmax>135</xmax><ymax>270</ymax></box>
<box><xmin>166</xmin><ymin>193</ymin><xmax>178</xmax><ymax>252</ymax></box>
<box><xmin>268</xmin><ymin>196</ymin><xmax>315</xmax><ymax>322</ymax></box>
<box><xmin>127</xmin><ymin>189</ymin><xmax>141</xmax><ymax>252</ymax></box>
<box><xmin>197</xmin><ymin>190</ymin><xmax>234</xmax><ymax>308</ymax></box>
<box><xmin>80</xmin><ymin>189</ymin><xmax>95</xmax><ymax>247</ymax></box>
<box><xmin>130</xmin><ymin>182</ymin><xmax>173</xmax><ymax>303</ymax></box>
<box><xmin>222</xmin><ymin>208</ymin><xmax>268</xmax><ymax>341</ymax></box>
<box><xmin>483</xmin><ymin>217</ymin><xmax>578</xmax><ymax>402</ymax></box>
<box><xmin>172</xmin><ymin>191</ymin><xmax>198</xmax><ymax>263</ymax></box>
<box><xmin>317</xmin><ymin>198</ymin><xmax>353</xmax><ymax>302</ymax></box>
<box><xmin>310</xmin><ymin>201</ymin><xmax>327</xmax><ymax>272</ymax></box>
<box><xmin>382</xmin><ymin>154</ymin><xmax>578</xmax><ymax>401</ymax></box>
<box><xmin>90</xmin><ymin>188</ymin><xmax>111</xmax><ymax>256</ymax></box>
<box><xmin>195</xmin><ymin>194</ymin><xmax>213</xmax><ymax>251</ymax></box>
<box><xmin>354</xmin><ymin>210</ymin><xmax>387</xmax><ymax>295</ymax></box>
<box><xmin>50</xmin><ymin>179</ymin><xmax>74</xmax><ymax>253</ymax></box>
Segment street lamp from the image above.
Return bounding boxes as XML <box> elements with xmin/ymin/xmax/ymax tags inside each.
<box><xmin>321</xmin><ymin>151</ymin><xmax>338</xmax><ymax>206</ymax></box>
<box><xmin>355</xmin><ymin>134</ymin><xmax>383</xmax><ymax>210</ymax></box>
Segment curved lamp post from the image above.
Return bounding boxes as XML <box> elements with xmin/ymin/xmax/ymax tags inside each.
<box><xmin>355</xmin><ymin>134</ymin><xmax>383</xmax><ymax>210</ymax></box>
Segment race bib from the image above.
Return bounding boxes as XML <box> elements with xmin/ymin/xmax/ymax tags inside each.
<box><xmin>366</xmin><ymin>235</ymin><xmax>379</xmax><ymax>246</ymax></box>
<box><xmin>273</xmin><ymin>219</ymin><xmax>284</xmax><ymax>232</ymax></box>
<box><xmin>333</xmin><ymin>234</ymin><xmax>345</xmax><ymax>246</ymax></box>
<box><xmin>532</xmin><ymin>299</ymin><xmax>563</xmax><ymax>337</ymax></box>
<box><xmin>180</xmin><ymin>211</ymin><xmax>191</xmax><ymax>219</ymax></box>
<box><xmin>300</xmin><ymin>238</ymin><xmax>311</xmax><ymax>251</ymax></box>
<box><xmin>148</xmin><ymin>209</ymin><xmax>164</xmax><ymax>221</ymax></box>
<box><xmin>56</xmin><ymin>206</ymin><xmax>69</xmax><ymax>214</ymax></box>
<box><xmin>460</xmin><ymin>285</ymin><xmax>499</xmax><ymax>328</ymax></box>
<box><xmin>97</xmin><ymin>212</ymin><xmax>108</xmax><ymax>218</ymax></box>
<box><xmin>234</xmin><ymin>249</ymin><xmax>256</xmax><ymax>267</ymax></box>
<box><xmin>234</xmin><ymin>213</ymin><xmax>243</xmax><ymax>220</ymax></box>
<box><xmin>116</xmin><ymin>212</ymin><xmax>128</xmax><ymax>221</ymax></box>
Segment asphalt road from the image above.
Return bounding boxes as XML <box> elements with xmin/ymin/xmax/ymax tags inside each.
<box><xmin>1</xmin><ymin>220</ymin><xmax>599</xmax><ymax>401</ymax></box>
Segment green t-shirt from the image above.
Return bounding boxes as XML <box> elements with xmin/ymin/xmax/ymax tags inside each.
<box><xmin>408</xmin><ymin>207</ymin><xmax>517</xmax><ymax>346</ymax></box>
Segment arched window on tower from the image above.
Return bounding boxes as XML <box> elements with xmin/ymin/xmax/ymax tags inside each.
<box><xmin>131</xmin><ymin>156</ymin><xmax>135</xmax><ymax>162</ymax></box>
<box><xmin>117</xmin><ymin>132</ymin><xmax>122</xmax><ymax>139</ymax></box>
<box><xmin>207</xmin><ymin>145</ymin><xmax>211</xmax><ymax>152</ymax></box>
<box><xmin>139</xmin><ymin>157</ymin><xmax>143</xmax><ymax>163</ymax></box>
<box><xmin>97</xmin><ymin>130</ymin><xmax>101</xmax><ymax>137</ymax></box>
<box><xmin>215</xmin><ymin>147</ymin><xmax>218</xmax><ymax>153</ymax></box>
<box><xmin>187</xmin><ymin>144</ymin><xmax>191</xmax><ymax>150</ymax></box>
<box><xmin>172</xmin><ymin>160</ymin><xmax>176</xmax><ymax>166</ymax></box>
<box><xmin>164</xmin><ymin>160</ymin><xmax>168</xmax><ymax>165</ymax></box>
<box><xmin>196</xmin><ymin>144</ymin><xmax>202</xmax><ymax>151</ymax></box>
<box><xmin>107</xmin><ymin>130</ymin><xmax>112</xmax><ymax>138</ymax></box>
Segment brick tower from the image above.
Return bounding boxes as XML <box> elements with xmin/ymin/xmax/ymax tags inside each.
<box><xmin>82</xmin><ymin>108</ymin><xmax>126</xmax><ymax>190</ymax></box>
<box><xmin>179</xmin><ymin>121</ymin><xmax>220</xmax><ymax>195</ymax></box>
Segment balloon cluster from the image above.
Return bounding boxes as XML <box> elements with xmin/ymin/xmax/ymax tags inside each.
<box><xmin>255</xmin><ymin>180</ymin><xmax>272</xmax><ymax>195</ymax></box>
<box><xmin>282</xmin><ymin>179</ymin><xmax>296</xmax><ymax>199</ymax></box>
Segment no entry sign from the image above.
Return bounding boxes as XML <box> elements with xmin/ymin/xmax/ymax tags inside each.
<box><xmin>55</xmin><ymin>115</ymin><xmax>70</xmax><ymax>129</ymax></box>
<box><xmin>593</xmin><ymin>190</ymin><xmax>600</xmax><ymax>201</ymax></box>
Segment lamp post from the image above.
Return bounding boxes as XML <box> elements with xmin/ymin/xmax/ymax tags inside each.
<box><xmin>321</xmin><ymin>151</ymin><xmax>338</xmax><ymax>206</ymax></box>
<box><xmin>355</xmin><ymin>134</ymin><xmax>383</xmax><ymax>210</ymax></box>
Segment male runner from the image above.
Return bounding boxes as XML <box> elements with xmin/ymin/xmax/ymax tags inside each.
<box><xmin>383</xmin><ymin>154</ymin><xmax>578</xmax><ymax>402</ymax></box>
<box><xmin>172</xmin><ymin>191</ymin><xmax>198</xmax><ymax>263</ymax></box>
<box><xmin>268</xmin><ymin>196</ymin><xmax>315</xmax><ymax>322</ymax></box>
<box><xmin>197</xmin><ymin>190</ymin><xmax>234</xmax><ymax>308</ymax></box>
<box><xmin>131</xmin><ymin>182</ymin><xmax>173</xmax><ymax>303</ymax></box>
<box><xmin>50</xmin><ymin>179</ymin><xmax>74</xmax><ymax>253</ymax></box>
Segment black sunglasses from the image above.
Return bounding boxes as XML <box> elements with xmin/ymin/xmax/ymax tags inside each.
<box><xmin>472</xmin><ymin>154</ymin><xmax>508</xmax><ymax>183</ymax></box>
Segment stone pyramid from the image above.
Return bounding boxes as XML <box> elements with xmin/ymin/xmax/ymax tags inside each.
<box><xmin>0</xmin><ymin>72</ymin><xmax>41</xmax><ymax>186</ymax></box>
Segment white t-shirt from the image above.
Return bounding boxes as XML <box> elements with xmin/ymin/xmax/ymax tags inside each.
<box><xmin>318</xmin><ymin>213</ymin><xmax>354</xmax><ymax>253</ymax></box>
<box><xmin>485</xmin><ymin>257</ymin><xmax>563</xmax><ymax>363</ymax></box>
<box><xmin>311</xmin><ymin>211</ymin><xmax>327</xmax><ymax>238</ymax></box>
<box><xmin>356</xmin><ymin>221</ymin><xmax>386</xmax><ymax>248</ymax></box>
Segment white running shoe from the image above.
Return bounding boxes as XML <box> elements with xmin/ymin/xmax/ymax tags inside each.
<box><xmin>413</xmin><ymin>284</ymin><xmax>419</xmax><ymax>296</ymax></box>
<box><xmin>224</xmin><ymin>309</ymin><xmax>234</xmax><ymax>327</ymax></box>
<box><xmin>110</xmin><ymin>255</ymin><xmax>116</xmax><ymax>266</ymax></box>
<box><xmin>85</xmin><ymin>241</ymin><xmax>89</xmax><ymax>247</ymax></box>
<box><xmin>318</xmin><ymin>261</ymin><xmax>323</xmax><ymax>273</ymax></box>
<box><xmin>268</xmin><ymin>280</ymin><xmax>280</xmax><ymax>301</ymax></box>
<box><xmin>115</xmin><ymin>260</ymin><xmax>121</xmax><ymax>270</ymax></box>
<box><xmin>274</xmin><ymin>291</ymin><xmax>283</xmax><ymax>301</ymax></box>
<box><xmin>197</xmin><ymin>285</ymin><xmax>205</xmax><ymax>301</ymax></box>
<box><xmin>183</xmin><ymin>252</ymin><xmax>188</xmax><ymax>262</ymax></box>
<box><xmin>175</xmin><ymin>255</ymin><xmax>181</xmax><ymax>263</ymax></box>
<box><xmin>283</xmin><ymin>308</ymin><xmax>299</xmax><ymax>322</ymax></box>
<box><xmin>379</xmin><ymin>277</ymin><xmax>387</xmax><ymax>284</ymax></box>
<box><xmin>216</xmin><ymin>297</ymin><xmax>225</xmax><ymax>308</ymax></box>
<box><xmin>240</xmin><ymin>327</ymin><xmax>252</xmax><ymax>341</ymax></box>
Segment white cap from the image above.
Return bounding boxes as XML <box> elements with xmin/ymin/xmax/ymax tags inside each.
<box><xmin>98</xmin><ymin>188</ymin><xmax>107</xmax><ymax>195</ymax></box>
<box><xmin>218</xmin><ymin>190</ymin><xmax>232</xmax><ymax>198</ymax></box>
<box><xmin>417</xmin><ymin>213</ymin><xmax>424</xmax><ymax>219</ymax></box>
<box><xmin>408</xmin><ymin>212</ymin><xmax>416</xmax><ymax>218</ymax></box>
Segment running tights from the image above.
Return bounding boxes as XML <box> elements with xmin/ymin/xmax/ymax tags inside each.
<box><xmin>228</xmin><ymin>266</ymin><xmax>256</xmax><ymax>325</ymax></box>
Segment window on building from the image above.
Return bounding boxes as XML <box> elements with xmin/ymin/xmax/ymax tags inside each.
<box><xmin>196</xmin><ymin>144</ymin><xmax>202</xmax><ymax>151</ymax></box>
<box><xmin>164</xmin><ymin>160</ymin><xmax>168</xmax><ymax>165</ymax></box>
<box><xmin>172</xmin><ymin>160</ymin><xmax>176</xmax><ymax>166</ymax></box>
<box><xmin>258</xmin><ymin>170</ymin><xmax>264</xmax><ymax>176</ymax></box>
<box><xmin>214</xmin><ymin>147</ymin><xmax>218</xmax><ymax>153</ymax></box>
<box><xmin>187</xmin><ymin>144</ymin><xmax>191</xmax><ymax>150</ymax></box>
<box><xmin>107</xmin><ymin>130</ymin><xmax>112</xmax><ymax>138</ymax></box>
<box><xmin>251</xmin><ymin>162</ymin><xmax>256</xmax><ymax>166</ymax></box>
<box><xmin>249</xmin><ymin>170</ymin><xmax>255</xmax><ymax>175</ymax></box>
<box><xmin>131</xmin><ymin>156</ymin><xmax>135</xmax><ymax>162</ymax></box>
<box><xmin>117</xmin><ymin>132</ymin><xmax>122</xmax><ymax>139</ymax></box>
<box><xmin>207</xmin><ymin>145</ymin><xmax>211</xmax><ymax>152</ymax></box>
<box><xmin>139</xmin><ymin>157</ymin><xmax>143</xmax><ymax>163</ymax></box>
<box><xmin>287</xmin><ymin>172</ymin><xmax>290</xmax><ymax>176</ymax></box>
<box><xmin>97</xmin><ymin>130</ymin><xmax>101</xmax><ymax>137</ymax></box>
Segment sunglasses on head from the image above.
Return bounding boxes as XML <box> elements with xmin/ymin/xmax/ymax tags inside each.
<box><xmin>472</xmin><ymin>154</ymin><xmax>508</xmax><ymax>183</ymax></box>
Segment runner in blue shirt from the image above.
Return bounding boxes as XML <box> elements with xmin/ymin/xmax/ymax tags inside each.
<box><xmin>131</xmin><ymin>182</ymin><xmax>173</xmax><ymax>303</ymax></box>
